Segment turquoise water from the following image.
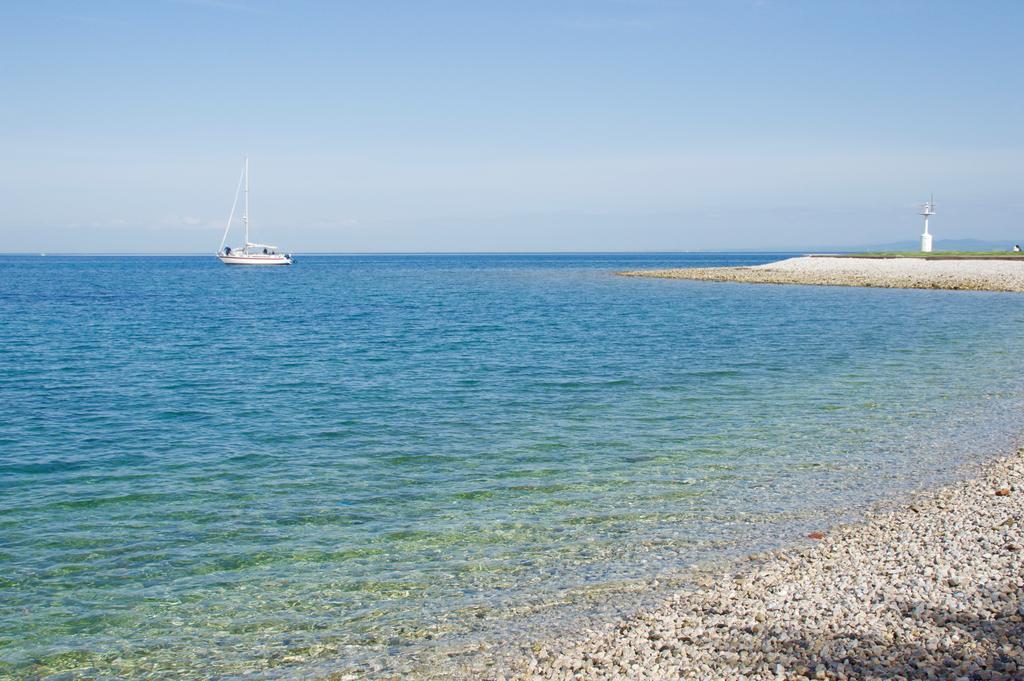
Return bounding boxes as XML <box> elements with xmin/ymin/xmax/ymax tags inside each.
<box><xmin>3</xmin><ymin>253</ymin><xmax>1024</xmax><ymax>679</ymax></box>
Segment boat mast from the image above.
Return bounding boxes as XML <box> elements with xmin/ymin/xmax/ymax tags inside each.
<box><xmin>243</xmin><ymin>156</ymin><xmax>250</xmax><ymax>247</ymax></box>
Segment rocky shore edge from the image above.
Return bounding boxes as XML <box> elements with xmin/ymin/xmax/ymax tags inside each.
<box><xmin>484</xmin><ymin>449</ymin><xmax>1024</xmax><ymax>680</ymax></box>
<box><xmin>620</xmin><ymin>257</ymin><xmax>1024</xmax><ymax>292</ymax></box>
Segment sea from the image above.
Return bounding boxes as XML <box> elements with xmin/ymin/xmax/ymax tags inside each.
<box><xmin>3</xmin><ymin>253</ymin><xmax>1024</xmax><ymax>679</ymax></box>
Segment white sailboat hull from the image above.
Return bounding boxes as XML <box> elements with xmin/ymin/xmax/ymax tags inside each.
<box><xmin>218</xmin><ymin>253</ymin><xmax>292</xmax><ymax>265</ymax></box>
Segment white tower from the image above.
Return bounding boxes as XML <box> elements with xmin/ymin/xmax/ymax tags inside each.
<box><xmin>920</xmin><ymin>196</ymin><xmax>935</xmax><ymax>253</ymax></box>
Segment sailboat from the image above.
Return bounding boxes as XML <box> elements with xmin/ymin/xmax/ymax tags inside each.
<box><xmin>217</xmin><ymin>157</ymin><xmax>293</xmax><ymax>265</ymax></box>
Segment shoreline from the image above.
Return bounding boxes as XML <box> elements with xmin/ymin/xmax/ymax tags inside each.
<box><xmin>620</xmin><ymin>256</ymin><xmax>1024</xmax><ymax>292</ymax></box>
<box><xmin>475</xmin><ymin>448</ymin><xmax>1024</xmax><ymax>680</ymax></box>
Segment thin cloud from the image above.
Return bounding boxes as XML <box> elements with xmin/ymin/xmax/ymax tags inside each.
<box><xmin>52</xmin><ymin>13</ymin><xmax>133</xmax><ymax>28</ymax></box>
<box><xmin>558</xmin><ymin>16</ymin><xmax>661</xmax><ymax>32</ymax></box>
<box><xmin>159</xmin><ymin>216</ymin><xmax>222</xmax><ymax>231</ymax></box>
<box><xmin>170</xmin><ymin>0</ymin><xmax>269</xmax><ymax>14</ymax></box>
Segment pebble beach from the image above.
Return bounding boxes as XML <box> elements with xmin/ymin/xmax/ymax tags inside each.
<box><xmin>491</xmin><ymin>450</ymin><xmax>1024</xmax><ymax>681</ymax></box>
<box><xmin>621</xmin><ymin>256</ymin><xmax>1024</xmax><ymax>292</ymax></box>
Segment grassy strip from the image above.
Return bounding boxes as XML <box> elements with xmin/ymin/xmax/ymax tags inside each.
<box><xmin>821</xmin><ymin>251</ymin><xmax>1024</xmax><ymax>259</ymax></box>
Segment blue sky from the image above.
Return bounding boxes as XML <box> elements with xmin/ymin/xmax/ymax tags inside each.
<box><xmin>1</xmin><ymin>1</ymin><xmax>1022</xmax><ymax>252</ymax></box>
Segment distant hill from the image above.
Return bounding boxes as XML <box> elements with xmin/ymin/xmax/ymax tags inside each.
<box><xmin>812</xmin><ymin>239</ymin><xmax>1020</xmax><ymax>253</ymax></box>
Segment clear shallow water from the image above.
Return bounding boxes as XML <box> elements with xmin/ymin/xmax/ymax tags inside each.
<box><xmin>2</xmin><ymin>253</ymin><xmax>1024</xmax><ymax>679</ymax></box>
